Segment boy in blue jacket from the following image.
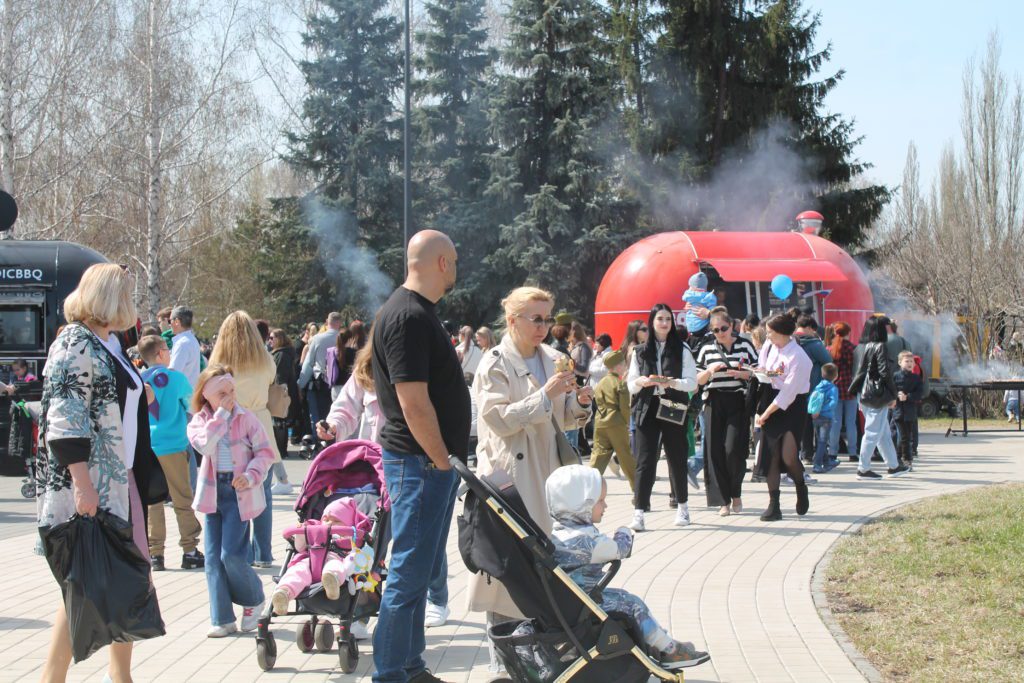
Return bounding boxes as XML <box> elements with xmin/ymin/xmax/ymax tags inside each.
<box><xmin>808</xmin><ymin>363</ymin><xmax>840</xmax><ymax>474</ymax></box>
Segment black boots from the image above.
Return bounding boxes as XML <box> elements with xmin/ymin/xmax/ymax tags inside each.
<box><xmin>795</xmin><ymin>482</ymin><xmax>809</xmax><ymax>516</ymax></box>
<box><xmin>760</xmin><ymin>491</ymin><xmax>782</xmax><ymax>522</ymax></box>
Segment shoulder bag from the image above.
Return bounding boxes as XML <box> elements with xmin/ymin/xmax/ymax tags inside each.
<box><xmin>268</xmin><ymin>383</ymin><xmax>291</xmax><ymax>418</ymax></box>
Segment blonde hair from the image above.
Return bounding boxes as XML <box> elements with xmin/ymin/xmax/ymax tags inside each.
<box><xmin>209</xmin><ymin>311</ymin><xmax>272</xmax><ymax>373</ymax></box>
<box><xmin>475</xmin><ymin>326</ymin><xmax>496</xmax><ymax>349</ymax></box>
<box><xmin>352</xmin><ymin>336</ymin><xmax>375</xmax><ymax>393</ymax></box>
<box><xmin>898</xmin><ymin>350</ymin><xmax>915</xmax><ymax>362</ymax></box>
<box><xmin>192</xmin><ymin>363</ymin><xmax>233</xmax><ymax>414</ymax></box>
<box><xmin>63</xmin><ymin>263</ymin><xmax>137</xmax><ymax>331</ymax></box>
<box><xmin>501</xmin><ymin>286</ymin><xmax>554</xmax><ymax>318</ymax></box>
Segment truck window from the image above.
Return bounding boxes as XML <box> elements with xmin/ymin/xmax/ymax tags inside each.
<box><xmin>0</xmin><ymin>306</ymin><xmax>42</xmax><ymax>352</ymax></box>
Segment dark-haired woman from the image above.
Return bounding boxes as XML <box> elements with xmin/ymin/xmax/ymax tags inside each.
<box><xmin>696</xmin><ymin>310</ymin><xmax>758</xmax><ymax>516</ymax></box>
<box><xmin>753</xmin><ymin>314</ymin><xmax>813</xmax><ymax>521</ymax></box>
<box><xmin>849</xmin><ymin>317</ymin><xmax>911</xmax><ymax>478</ymax></box>
<box><xmin>627</xmin><ymin>304</ymin><xmax>698</xmax><ymax>531</ymax></box>
<box><xmin>620</xmin><ymin>319</ymin><xmax>648</xmax><ymax>361</ymax></box>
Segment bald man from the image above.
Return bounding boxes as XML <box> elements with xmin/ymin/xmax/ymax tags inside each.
<box><xmin>371</xmin><ymin>230</ymin><xmax>470</xmax><ymax>683</ymax></box>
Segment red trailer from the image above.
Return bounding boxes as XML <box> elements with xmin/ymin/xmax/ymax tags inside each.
<box><xmin>594</xmin><ymin>225</ymin><xmax>873</xmax><ymax>346</ymax></box>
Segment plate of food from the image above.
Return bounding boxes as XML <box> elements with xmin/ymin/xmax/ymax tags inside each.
<box><xmin>648</xmin><ymin>375</ymin><xmax>675</xmax><ymax>385</ymax></box>
<box><xmin>753</xmin><ymin>366</ymin><xmax>784</xmax><ymax>384</ymax></box>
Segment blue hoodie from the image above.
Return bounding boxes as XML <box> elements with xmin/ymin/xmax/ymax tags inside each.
<box><xmin>808</xmin><ymin>379</ymin><xmax>839</xmax><ymax>420</ymax></box>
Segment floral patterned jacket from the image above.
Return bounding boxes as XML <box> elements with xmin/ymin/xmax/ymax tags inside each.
<box><xmin>37</xmin><ymin>323</ymin><xmax>167</xmax><ymax>529</ymax></box>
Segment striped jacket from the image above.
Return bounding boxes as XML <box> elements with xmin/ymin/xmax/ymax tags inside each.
<box><xmin>188</xmin><ymin>405</ymin><xmax>275</xmax><ymax>521</ymax></box>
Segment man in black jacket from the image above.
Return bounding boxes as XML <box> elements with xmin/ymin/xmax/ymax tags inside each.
<box><xmin>794</xmin><ymin>316</ymin><xmax>832</xmax><ymax>466</ymax></box>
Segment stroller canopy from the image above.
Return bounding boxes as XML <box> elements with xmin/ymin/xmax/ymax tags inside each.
<box><xmin>296</xmin><ymin>439</ymin><xmax>390</xmax><ymax>514</ymax></box>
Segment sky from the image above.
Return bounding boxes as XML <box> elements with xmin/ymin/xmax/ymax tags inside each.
<box><xmin>815</xmin><ymin>0</ymin><xmax>1024</xmax><ymax>192</ymax></box>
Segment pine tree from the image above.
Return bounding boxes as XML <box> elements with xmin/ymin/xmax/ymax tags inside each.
<box><xmin>647</xmin><ymin>0</ymin><xmax>889</xmax><ymax>245</ymax></box>
<box><xmin>286</xmin><ymin>0</ymin><xmax>405</xmax><ymax>278</ymax></box>
<box><xmin>486</xmin><ymin>0</ymin><xmax>640</xmax><ymax>322</ymax></box>
<box><xmin>414</xmin><ymin>0</ymin><xmax>497</xmax><ymax>323</ymax></box>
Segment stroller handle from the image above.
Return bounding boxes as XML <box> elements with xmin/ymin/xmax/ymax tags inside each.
<box><xmin>448</xmin><ymin>455</ymin><xmax>490</xmax><ymax>499</ymax></box>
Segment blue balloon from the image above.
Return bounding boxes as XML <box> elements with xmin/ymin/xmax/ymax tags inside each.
<box><xmin>771</xmin><ymin>274</ymin><xmax>794</xmax><ymax>300</ymax></box>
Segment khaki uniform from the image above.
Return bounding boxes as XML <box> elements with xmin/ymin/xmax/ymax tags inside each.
<box><xmin>588</xmin><ymin>373</ymin><xmax>636</xmax><ymax>490</ymax></box>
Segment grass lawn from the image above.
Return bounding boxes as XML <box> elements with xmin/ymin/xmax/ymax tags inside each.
<box><xmin>825</xmin><ymin>483</ymin><xmax>1024</xmax><ymax>682</ymax></box>
<box><xmin>919</xmin><ymin>415</ymin><xmax>1022</xmax><ymax>432</ymax></box>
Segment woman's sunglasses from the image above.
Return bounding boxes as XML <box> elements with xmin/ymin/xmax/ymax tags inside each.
<box><xmin>711</xmin><ymin>325</ymin><xmax>732</xmax><ymax>334</ymax></box>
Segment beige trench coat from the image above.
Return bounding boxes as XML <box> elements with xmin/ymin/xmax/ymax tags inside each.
<box><xmin>466</xmin><ymin>335</ymin><xmax>591</xmax><ymax>617</ymax></box>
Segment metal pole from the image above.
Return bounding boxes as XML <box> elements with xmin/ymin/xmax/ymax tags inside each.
<box><xmin>403</xmin><ymin>0</ymin><xmax>411</xmax><ymax>276</ymax></box>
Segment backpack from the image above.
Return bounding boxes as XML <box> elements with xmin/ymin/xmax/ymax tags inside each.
<box><xmin>325</xmin><ymin>346</ymin><xmax>342</xmax><ymax>387</ymax></box>
<box><xmin>807</xmin><ymin>388</ymin><xmax>824</xmax><ymax>415</ymax></box>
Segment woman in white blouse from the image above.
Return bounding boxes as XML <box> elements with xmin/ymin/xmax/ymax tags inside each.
<box><xmin>627</xmin><ymin>304</ymin><xmax>698</xmax><ymax>531</ymax></box>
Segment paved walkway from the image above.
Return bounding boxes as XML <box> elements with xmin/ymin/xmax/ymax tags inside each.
<box><xmin>1</xmin><ymin>429</ymin><xmax>1021</xmax><ymax>682</ymax></box>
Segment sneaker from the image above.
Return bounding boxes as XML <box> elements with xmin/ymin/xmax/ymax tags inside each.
<box><xmin>607</xmin><ymin>456</ymin><xmax>621</xmax><ymax>477</ymax></box>
<box><xmin>857</xmin><ymin>469</ymin><xmax>882</xmax><ymax>479</ymax></box>
<box><xmin>408</xmin><ymin>670</ymin><xmax>450</xmax><ymax>683</ymax></box>
<box><xmin>252</xmin><ymin>560</ymin><xmax>274</xmax><ymax>569</ymax></box>
<box><xmin>181</xmin><ymin>549</ymin><xmax>205</xmax><ymax>569</ymax></box>
<box><xmin>322</xmin><ymin>571</ymin><xmax>341</xmax><ymax>600</ymax></box>
<box><xmin>812</xmin><ymin>466</ymin><xmax>825</xmax><ymax>474</ymax></box>
<box><xmin>803</xmin><ymin>472</ymin><xmax>818</xmax><ymax>485</ymax></box>
<box><xmin>674</xmin><ymin>504</ymin><xmax>690</xmax><ymax>527</ymax></box>
<box><xmin>271</xmin><ymin>589</ymin><xmax>290</xmax><ymax>616</ymax></box>
<box><xmin>750</xmin><ymin>472</ymin><xmax>766</xmax><ymax>483</ymax></box>
<box><xmin>687</xmin><ymin>469</ymin><xmax>700</xmax><ymax>491</ymax></box>
<box><xmin>887</xmin><ymin>464</ymin><xmax>912</xmax><ymax>477</ymax></box>
<box><xmin>351</xmin><ymin>620</ymin><xmax>371</xmax><ymax>640</ymax></box>
<box><xmin>824</xmin><ymin>459</ymin><xmax>840</xmax><ymax>472</ymax></box>
<box><xmin>629</xmin><ymin>510</ymin><xmax>645</xmax><ymax>532</ymax></box>
<box><xmin>781</xmin><ymin>474</ymin><xmax>794</xmax><ymax>486</ymax></box>
<box><xmin>719</xmin><ymin>505</ymin><xmax>731</xmax><ymax>517</ymax></box>
<box><xmin>731</xmin><ymin>499</ymin><xmax>742</xmax><ymax>514</ymax></box>
<box><xmin>660</xmin><ymin>641</ymin><xmax>711</xmax><ymax>670</ymax></box>
<box><xmin>240</xmin><ymin>602</ymin><xmax>263</xmax><ymax>632</ymax></box>
<box><xmin>207</xmin><ymin>623</ymin><xmax>238</xmax><ymax>638</ymax></box>
<box><xmin>150</xmin><ymin>555</ymin><xmax>165</xmax><ymax>572</ymax></box>
<box><xmin>270</xmin><ymin>481</ymin><xmax>293</xmax><ymax>495</ymax></box>
<box><xmin>424</xmin><ymin>602</ymin><xmax>450</xmax><ymax>628</ymax></box>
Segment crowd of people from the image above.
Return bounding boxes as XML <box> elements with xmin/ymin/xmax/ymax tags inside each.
<box><xmin>33</xmin><ymin>250</ymin><xmax>932</xmax><ymax>682</ymax></box>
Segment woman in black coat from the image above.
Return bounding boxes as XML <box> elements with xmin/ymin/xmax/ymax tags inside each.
<box><xmin>270</xmin><ymin>329</ymin><xmax>302</xmax><ymax>456</ymax></box>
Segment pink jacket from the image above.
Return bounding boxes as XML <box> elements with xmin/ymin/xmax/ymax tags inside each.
<box><xmin>188</xmin><ymin>405</ymin><xmax>275</xmax><ymax>521</ymax></box>
<box><xmin>326</xmin><ymin>375</ymin><xmax>383</xmax><ymax>442</ymax></box>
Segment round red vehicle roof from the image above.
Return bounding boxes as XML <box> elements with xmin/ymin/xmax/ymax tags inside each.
<box><xmin>594</xmin><ymin>231</ymin><xmax>873</xmax><ymax>344</ymax></box>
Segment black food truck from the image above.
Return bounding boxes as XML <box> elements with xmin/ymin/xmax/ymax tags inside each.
<box><xmin>0</xmin><ymin>240</ymin><xmax>108</xmax><ymax>474</ymax></box>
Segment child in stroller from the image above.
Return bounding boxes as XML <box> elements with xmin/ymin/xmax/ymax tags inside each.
<box><xmin>270</xmin><ymin>497</ymin><xmax>373</xmax><ymax>615</ymax></box>
<box><xmin>544</xmin><ymin>465</ymin><xmax>710</xmax><ymax>670</ymax></box>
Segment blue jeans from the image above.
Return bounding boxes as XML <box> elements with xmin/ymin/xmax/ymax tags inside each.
<box><xmin>1008</xmin><ymin>398</ymin><xmax>1020</xmax><ymax>420</ymax></box>
<box><xmin>373</xmin><ymin>452</ymin><xmax>459</xmax><ymax>683</ymax></box>
<box><xmin>858</xmin><ymin>404</ymin><xmax>898</xmax><ymax>472</ymax></box>
<box><xmin>307</xmin><ymin>384</ymin><xmax>328</xmax><ymax>438</ymax></box>
<box><xmin>428</xmin><ymin>554</ymin><xmax>448</xmax><ymax>608</ymax></box>
<box><xmin>247</xmin><ymin>476</ymin><xmax>274</xmax><ymax>564</ymax></box>
<box><xmin>187</xmin><ymin>445</ymin><xmax>198</xmax><ymax>491</ymax></box>
<box><xmin>813</xmin><ymin>416</ymin><xmax>832</xmax><ymax>470</ymax></box>
<box><xmin>205</xmin><ymin>474</ymin><xmax>265</xmax><ymax>625</ymax></box>
<box><xmin>830</xmin><ymin>398</ymin><xmax>859</xmax><ymax>456</ymax></box>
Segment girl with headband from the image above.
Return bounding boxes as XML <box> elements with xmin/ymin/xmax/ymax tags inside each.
<box><xmin>187</xmin><ymin>363</ymin><xmax>277</xmax><ymax>638</ymax></box>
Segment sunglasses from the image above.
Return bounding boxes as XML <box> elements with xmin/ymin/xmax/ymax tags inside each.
<box><xmin>517</xmin><ymin>314</ymin><xmax>557</xmax><ymax>328</ymax></box>
<box><xmin>638</xmin><ymin>326</ymin><xmax>648</xmax><ymax>332</ymax></box>
<box><xmin>711</xmin><ymin>325</ymin><xmax>732</xmax><ymax>334</ymax></box>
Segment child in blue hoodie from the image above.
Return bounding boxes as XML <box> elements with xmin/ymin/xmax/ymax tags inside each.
<box><xmin>682</xmin><ymin>272</ymin><xmax>717</xmax><ymax>337</ymax></box>
<box><xmin>808</xmin><ymin>363</ymin><xmax>840</xmax><ymax>473</ymax></box>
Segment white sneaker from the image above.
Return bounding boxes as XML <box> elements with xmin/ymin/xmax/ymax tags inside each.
<box><xmin>322</xmin><ymin>571</ymin><xmax>341</xmax><ymax>600</ymax></box>
<box><xmin>207</xmin><ymin>622</ymin><xmax>238</xmax><ymax>638</ymax></box>
<box><xmin>270</xmin><ymin>482</ymin><xmax>293</xmax><ymax>495</ymax></box>
<box><xmin>781</xmin><ymin>474</ymin><xmax>794</xmax><ymax>486</ymax></box>
<box><xmin>351</xmin><ymin>620</ymin><xmax>371</xmax><ymax>640</ymax></box>
<box><xmin>239</xmin><ymin>601</ymin><xmax>263</xmax><ymax>632</ymax></box>
<box><xmin>674</xmin><ymin>504</ymin><xmax>691</xmax><ymax>527</ymax></box>
<box><xmin>271</xmin><ymin>589</ymin><xmax>290</xmax><ymax>616</ymax></box>
<box><xmin>803</xmin><ymin>472</ymin><xmax>818</xmax><ymax>485</ymax></box>
<box><xmin>629</xmin><ymin>510</ymin><xmax>645</xmax><ymax>532</ymax></box>
<box><xmin>424</xmin><ymin>602</ymin><xmax>450</xmax><ymax>628</ymax></box>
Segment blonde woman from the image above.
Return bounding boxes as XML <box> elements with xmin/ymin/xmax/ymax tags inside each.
<box><xmin>469</xmin><ymin>286</ymin><xmax>592</xmax><ymax>670</ymax></box>
<box><xmin>210</xmin><ymin>311</ymin><xmax>285</xmax><ymax>567</ymax></box>
<box><xmin>38</xmin><ymin>264</ymin><xmax>167</xmax><ymax>682</ymax></box>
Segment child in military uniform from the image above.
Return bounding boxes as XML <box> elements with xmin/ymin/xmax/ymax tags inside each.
<box><xmin>588</xmin><ymin>350</ymin><xmax>636</xmax><ymax>491</ymax></box>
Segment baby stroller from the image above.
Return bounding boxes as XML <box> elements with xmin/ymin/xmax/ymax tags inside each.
<box><xmin>255</xmin><ymin>439</ymin><xmax>390</xmax><ymax>673</ymax></box>
<box><xmin>9</xmin><ymin>400</ymin><xmax>39</xmax><ymax>499</ymax></box>
<box><xmin>452</xmin><ymin>456</ymin><xmax>686</xmax><ymax>683</ymax></box>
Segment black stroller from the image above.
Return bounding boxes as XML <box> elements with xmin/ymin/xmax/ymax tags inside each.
<box><xmin>452</xmin><ymin>456</ymin><xmax>687</xmax><ymax>683</ymax></box>
<box><xmin>9</xmin><ymin>399</ymin><xmax>38</xmax><ymax>499</ymax></box>
<box><xmin>254</xmin><ymin>439</ymin><xmax>390</xmax><ymax>673</ymax></box>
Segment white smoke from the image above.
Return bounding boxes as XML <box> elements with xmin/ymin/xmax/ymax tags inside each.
<box><xmin>300</xmin><ymin>195</ymin><xmax>394</xmax><ymax>314</ymax></box>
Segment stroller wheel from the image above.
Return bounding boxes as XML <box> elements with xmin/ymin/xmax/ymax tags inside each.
<box><xmin>296</xmin><ymin>620</ymin><xmax>316</xmax><ymax>653</ymax></box>
<box><xmin>338</xmin><ymin>638</ymin><xmax>358</xmax><ymax>673</ymax></box>
<box><xmin>314</xmin><ymin>620</ymin><xmax>334</xmax><ymax>652</ymax></box>
<box><xmin>20</xmin><ymin>481</ymin><xmax>35</xmax><ymax>499</ymax></box>
<box><xmin>256</xmin><ymin>633</ymin><xmax>277</xmax><ymax>671</ymax></box>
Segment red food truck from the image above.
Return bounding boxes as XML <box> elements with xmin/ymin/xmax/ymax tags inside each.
<box><xmin>594</xmin><ymin>212</ymin><xmax>874</xmax><ymax>345</ymax></box>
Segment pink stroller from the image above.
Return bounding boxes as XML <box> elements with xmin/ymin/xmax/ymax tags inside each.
<box><xmin>255</xmin><ymin>439</ymin><xmax>390</xmax><ymax>673</ymax></box>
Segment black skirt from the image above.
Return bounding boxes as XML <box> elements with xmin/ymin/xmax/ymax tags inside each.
<box><xmin>756</xmin><ymin>386</ymin><xmax>809</xmax><ymax>476</ymax></box>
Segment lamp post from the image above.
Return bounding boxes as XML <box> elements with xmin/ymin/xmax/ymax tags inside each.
<box><xmin>403</xmin><ymin>0</ymin><xmax>412</xmax><ymax>276</ymax></box>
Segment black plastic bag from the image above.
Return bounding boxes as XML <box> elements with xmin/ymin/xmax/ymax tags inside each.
<box><xmin>40</xmin><ymin>510</ymin><xmax>165</xmax><ymax>662</ymax></box>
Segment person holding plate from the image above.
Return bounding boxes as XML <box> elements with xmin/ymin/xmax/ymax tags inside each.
<box><xmin>752</xmin><ymin>313</ymin><xmax>813</xmax><ymax>522</ymax></box>
<box><xmin>696</xmin><ymin>310</ymin><xmax>758</xmax><ymax>516</ymax></box>
<box><xmin>627</xmin><ymin>304</ymin><xmax>698</xmax><ymax>531</ymax></box>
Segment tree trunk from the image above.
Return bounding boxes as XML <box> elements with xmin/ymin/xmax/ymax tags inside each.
<box><xmin>0</xmin><ymin>0</ymin><xmax>17</xmax><ymax>201</ymax></box>
<box><xmin>145</xmin><ymin>0</ymin><xmax>163</xmax><ymax>318</ymax></box>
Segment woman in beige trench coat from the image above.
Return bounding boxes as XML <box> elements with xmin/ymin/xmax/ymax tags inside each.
<box><xmin>468</xmin><ymin>286</ymin><xmax>592</xmax><ymax>670</ymax></box>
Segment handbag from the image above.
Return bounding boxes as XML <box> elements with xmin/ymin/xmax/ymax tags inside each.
<box><xmin>860</xmin><ymin>348</ymin><xmax>886</xmax><ymax>403</ymax></box>
<box><xmin>552</xmin><ymin>415</ymin><xmax>581</xmax><ymax>467</ymax></box>
<box><xmin>655</xmin><ymin>398</ymin><xmax>688</xmax><ymax>425</ymax></box>
<box><xmin>268</xmin><ymin>383</ymin><xmax>291</xmax><ymax>419</ymax></box>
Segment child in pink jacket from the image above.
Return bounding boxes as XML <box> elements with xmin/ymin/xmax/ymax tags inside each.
<box><xmin>270</xmin><ymin>497</ymin><xmax>373</xmax><ymax>615</ymax></box>
<box><xmin>187</xmin><ymin>364</ymin><xmax>276</xmax><ymax>638</ymax></box>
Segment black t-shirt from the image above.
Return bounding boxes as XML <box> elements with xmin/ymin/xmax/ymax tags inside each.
<box><xmin>372</xmin><ymin>287</ymin><xmax>472</xmax><ymax>459</ymax></box>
